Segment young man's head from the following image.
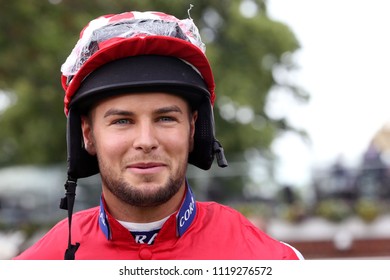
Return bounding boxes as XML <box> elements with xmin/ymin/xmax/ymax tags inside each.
<box><xmin>61</xmin><ymin>11</ymin><xmax>227</xmax><ymax>182</ymax></box>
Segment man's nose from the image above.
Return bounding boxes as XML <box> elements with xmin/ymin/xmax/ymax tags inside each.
<box><xmin>132</xmin><ymin>122</ymin><xmax>159</xmax><ymax>153</ymax></box>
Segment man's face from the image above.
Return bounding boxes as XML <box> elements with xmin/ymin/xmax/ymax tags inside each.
<box><xmin>81</xmin><ymin>92</ymin><xmax>197</xmax><ymax>208</ymax></box>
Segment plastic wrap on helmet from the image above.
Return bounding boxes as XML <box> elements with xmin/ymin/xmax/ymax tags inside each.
<box><xmin>61</xmin><ymin>11</ymin><xmax>206</xmax><ymax>78</ymax></box>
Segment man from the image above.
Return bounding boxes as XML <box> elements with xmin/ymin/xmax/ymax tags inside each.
<box><xmin>14</xmin><ymin>11</ymin><xmax>303</xmax><ymax>260</ymax></box>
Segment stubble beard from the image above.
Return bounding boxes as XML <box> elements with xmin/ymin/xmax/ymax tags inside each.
<box><xmin>99</xmin><ymin>160</ymin><xmax>187</xmax><ymax>208</ymax></box>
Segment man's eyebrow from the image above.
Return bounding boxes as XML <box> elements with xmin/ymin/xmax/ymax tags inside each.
<box><xmin>154</xmin><ymin>105</ymin><xmax>183</xmax><ymax>114</ymax></box>
<box><xmin>103</xmin><ymin>109</ymin><xmax>134</xmax><ymax>118</ymax></box>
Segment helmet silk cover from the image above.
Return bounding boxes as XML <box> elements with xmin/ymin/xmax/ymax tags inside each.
<box><xmin>61</xmin><ymin>11</ymin><xmax>215</xmax><ymax>115</ymax></box>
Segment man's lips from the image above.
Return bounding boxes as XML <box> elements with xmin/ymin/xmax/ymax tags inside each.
<box><xmin>129</xmin><ymin>162</ymin><xmax>166</xmax><ymax>168</ymax></box>
<box><xmin>126</xmin><ymin>162</ymin><xmax>167</xmax><ymax>174</ymax></box>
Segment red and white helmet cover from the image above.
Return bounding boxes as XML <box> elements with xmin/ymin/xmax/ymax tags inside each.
<box><xmin>61</xmin><ymin>11</ymin><xmax>216</xmax><ymax>115</ymax></box>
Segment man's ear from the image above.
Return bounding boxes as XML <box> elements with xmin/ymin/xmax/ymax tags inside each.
<box><xmin>189</xmin><ymin>111</ymin><xmax>198</xmax><ymax>152</ymax></box>
<box><xmin>81</xmin><ymin>116</ymin><xmax>97</xmax><ymax>155</ymax></box>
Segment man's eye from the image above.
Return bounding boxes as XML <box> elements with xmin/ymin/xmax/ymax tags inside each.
<box><xmin>113</xmin><ymin>119</ymin><xmax>130</xmax><ymax>125</ymax></box>
<box><xmin>159</xmin><ymin>116</ymin><xmax>175</xmax><ymax>122</ymax></box>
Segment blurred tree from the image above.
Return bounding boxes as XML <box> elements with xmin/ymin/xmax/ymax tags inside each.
<box><xmin>0</xmin><ymin>0</ymin><xmax>307</xmax><ymax>198</ymax></box>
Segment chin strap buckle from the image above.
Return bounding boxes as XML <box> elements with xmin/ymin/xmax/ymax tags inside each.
<box><xmin>213</xmin><ymin>140</ymin><xmax>228</xmax><ymax>168</ymax></box>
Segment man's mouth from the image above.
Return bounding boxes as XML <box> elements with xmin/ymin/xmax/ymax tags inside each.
<box><xmin>127</xmin><ymin>162</ymin><xmax>166</xmax><ymax>174</ymax></box>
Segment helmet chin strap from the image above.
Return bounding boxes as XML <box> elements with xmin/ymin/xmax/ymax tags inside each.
<box><xmin>59</xmin><ymin>176</ymin><xmax>80</xmax><ymax>260</ymax></box>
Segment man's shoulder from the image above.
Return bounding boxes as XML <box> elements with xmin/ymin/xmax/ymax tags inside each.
<box><xmin>195</xmin><ymin>201</ymin><xmax>303</xmax><ymax>259</ymax></box>
<box><xmin>195</xmin><ymin>201</ymin><xmax>264</xmax><ymax>231</ymax></box>
<box><xmin>196</xmin><ymin>201</ymin><xmax>250</xmax><ymax>220</ymax></box>
<box><xmin>72</xmin><ymin>206</ymin><xmax>100</xmax><ymax>221</ymax></box>
<box><xmin>50</xmin><ymin>206</ymin><xmax>100</xmax><ymax>230</ymax></box>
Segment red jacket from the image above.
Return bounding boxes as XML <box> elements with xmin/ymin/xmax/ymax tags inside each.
<box><xmin>14</xmin><ymin>186</ymin><xmax>302</xmax><ymax>260</ymax></box>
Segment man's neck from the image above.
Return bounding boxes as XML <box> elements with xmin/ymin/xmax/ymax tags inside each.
<box><xmin>101</xmin><ymin>185</ymin><xmax>186</xmax><ymax>223</ymax></box>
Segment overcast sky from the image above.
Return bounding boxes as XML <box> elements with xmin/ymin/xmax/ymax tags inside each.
<box><xmin>266</xmin><ymin>0</ymin><xmax>390</xmax><ymax>185</ymax></box>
